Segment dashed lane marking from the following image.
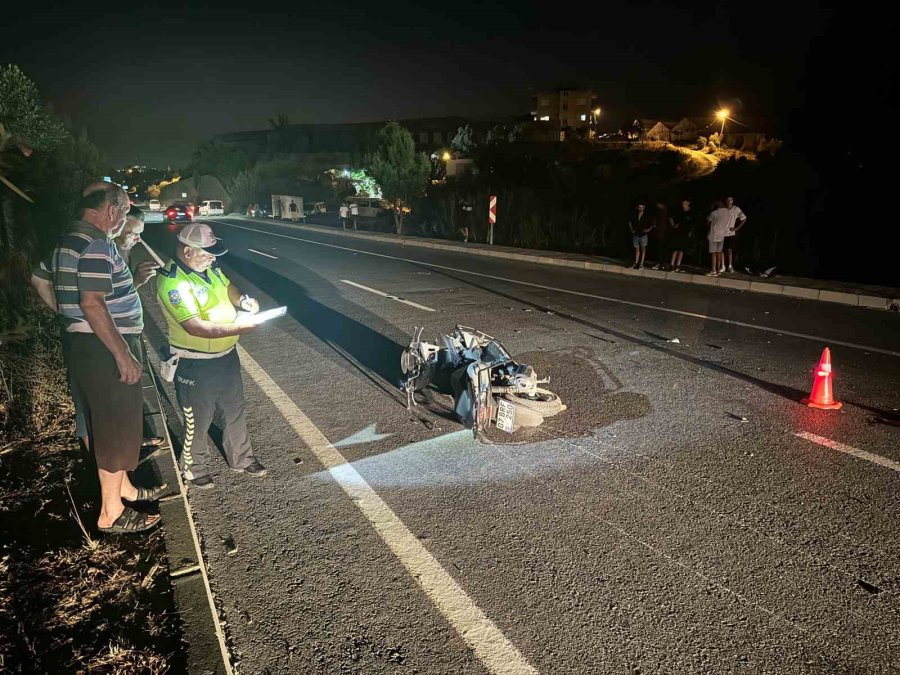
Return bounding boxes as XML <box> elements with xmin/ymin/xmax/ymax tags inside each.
<box><xmin>236</xmin><ymin>345</ymin><xmax>536</xmax><ymax>675</ymax></box>
<box><xmin>218</xmin><ymin>222</ymin><xmax>900</xmax><ymax>358</ymax></box>
<box><xmin>795</xmin><ymin>431</ymin><xmax>900</xmax><ymax>474</ymax></box>
<box><xmin>247</xmin><ymin>248</ymin><xmax>277</xmax><ymax>259</ymax></box>
<box><xmin>340</xmin><ymin>279</ymin><xmax>436</xmax><ymax>312</ymax></box>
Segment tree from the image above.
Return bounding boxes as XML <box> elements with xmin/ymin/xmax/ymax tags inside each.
<box><xmin>450</xmin><ymin>124</ymin><xmax>476</xmax><ymax>155</ymax></box>
<box><xmin>367</xmin><ymin>122</ymin><xmax>430</xmax><ymax>234</ymax></box>
<box><xmin>0</xmin><ymin>65</ymin><xmax>70</xmax><ymax>251</ymax></box>
<box><xmin>188</xmin><ymin>141</ymin><xmax>250</xmax><ymax>187</ymax></box>
<box><xmin>0</xmin><ymin>65</ymin><xmax>67</xmax><ymax>152</ymax></box>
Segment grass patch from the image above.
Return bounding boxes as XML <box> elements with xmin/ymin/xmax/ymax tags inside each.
<box><xmin>0</xmin><ymin>302</ymin><xmax>185</xmax><ymax>673</ymax></box>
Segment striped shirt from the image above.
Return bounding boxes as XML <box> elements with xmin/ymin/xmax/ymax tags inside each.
<box><xmin>33</xmin><ymin>220</ymin><xmax>143</xmax><ymax>334</ymax></box>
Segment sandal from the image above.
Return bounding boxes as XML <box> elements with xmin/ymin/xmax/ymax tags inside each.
<box><xmin>124</xmin><ymin>483</ymin><xmax>169</xmax><ymax>502</ymax></box>
<box><xmin>98</xmin><ymin>507</ymin><xmax>160</xmax><ymax>534</ymax></box>
<box><xmin>141</xmin><ymin>436</ymin><xmax>165</xmax><ymax>448</ymax></box>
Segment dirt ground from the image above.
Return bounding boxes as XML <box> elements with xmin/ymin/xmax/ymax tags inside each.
<box><xmin>0</xmin><ymin>312</ymin><xmax>185</xmax><ymax>673</ymax></box>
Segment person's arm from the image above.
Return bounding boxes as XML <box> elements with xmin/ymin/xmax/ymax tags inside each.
<box><xmin>30</xmin><ymin>274</ymin><xmax>57</xmax><ymax>311</ymax></box>
<box><xmin>133</xmin><ymin>261</ymin><xmax>159</xmax><ymax>288</ymax></box>
<box><xmin>226</xmin><ymin>278</ymin><xmax>259</xmax><ymax>313</ymax></box>
<box><xmin>179</xmin><ymin>316</ymin><xmax>255</xmax><ymax>339</ymax></box>
<box><xmin>80</xmin><ymin>291</ymin><xmax>142</xmax><ymax>384</ymax></box>
<box><xmin>735</xmin><ymin>210</ymin><xmax>748</xmax><ymax>232</ymax></box>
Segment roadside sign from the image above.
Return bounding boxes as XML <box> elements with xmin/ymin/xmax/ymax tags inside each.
<box><xmin>488</xmin><ymin>195</ymin><xmax>497</xmax><ymax>245</ymax></box>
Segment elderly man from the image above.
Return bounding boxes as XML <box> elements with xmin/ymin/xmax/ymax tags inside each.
<box><xmin>156</xmin><ymin>223</ymin><xmax>266</xmax><ymax>489</ymax></box>
<box><xmin>30</xmin><ymin>183</ymin><xmax>163</xmax><ymax>534</ymax></box>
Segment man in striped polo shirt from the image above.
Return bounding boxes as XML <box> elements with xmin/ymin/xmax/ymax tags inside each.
<box><xmin>30</xmin><ymin>182</ymin><xmax>162</xmax><ymax>534</ymax></box>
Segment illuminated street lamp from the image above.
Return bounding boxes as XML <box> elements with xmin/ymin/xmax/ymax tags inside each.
<box><xmin>441</xmin><ymin>151</ymin><xmax>451</xmax><ymax>161</ymax></box>
<box><xmin>716</xmin><ymin>108</ymin><xmax>730</xmax><ymax>136</ymax></box>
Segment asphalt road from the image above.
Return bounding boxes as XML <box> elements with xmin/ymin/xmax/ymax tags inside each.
<box><xmin>142</xmin><ymin>217</ymin><xmax>900</xmax><ymax>673</ymax></box>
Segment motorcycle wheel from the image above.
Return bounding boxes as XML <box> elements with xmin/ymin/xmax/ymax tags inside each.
<box><xmin>502</xmin><ymin>388</ymin><xmax>563</xmax><ymax>417</ymax></box>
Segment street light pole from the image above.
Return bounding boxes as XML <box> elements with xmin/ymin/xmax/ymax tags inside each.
<box><xmin>716</xmin><ymin>108</ymin><xmax>730</xmax><ymax>137</ymax></box>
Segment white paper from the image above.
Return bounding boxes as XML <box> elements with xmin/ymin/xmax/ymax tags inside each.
<box><xmin>234</xmin><ymin>306</ymin><xmax>287</xmax><ymax>325</ymax></box>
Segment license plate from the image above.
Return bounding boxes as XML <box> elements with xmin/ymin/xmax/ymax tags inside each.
<box><xmin>496</xmin><ymin>399</ymin><xmax>516</xmax><ymax>433</ymax></box>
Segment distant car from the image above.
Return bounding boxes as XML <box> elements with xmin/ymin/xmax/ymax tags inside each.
<box><xmin>306</xmin><ymin>201</ymin><xmax>326</xmax><ymax>215</ymax></box>
<box><xmin>198</xmin><ymin>200</ymin><xmax>224</xmax><ymax>216</ymax></box>
<box><xmin>346</xmin><ymin>196</ymin><xmax>391</xmax><ymax>218</ymax></box>
<box><xmin>165</xmin><ymin>203</ymin><xmax>194</xmax><ymax>223</ymax></box>
<box><xmin>148</xmin><ymin>199</ymin><xmax>161</xmax><ymax>211</ymax></box>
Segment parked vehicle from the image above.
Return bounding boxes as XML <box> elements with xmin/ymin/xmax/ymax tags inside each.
<box><xmin>165</xmin><ymin>203</ymin><xmax>194</xmax><ymax>223</ymax></box>
<box><xmin>199</xmin><ymin>200</ymin><xmax>224</xmax><ymax>216</ymax></box>
<box><xmin>345</xmin><ymin>196</ymin><xmax>391</xmax><ymax>218</ymax></box>
<box><xmin>306</xmin><ymin>201</ymin><xmax>326</xmax><ymax>215</ymax></box>
<box><xmin>148</xmin><ymin>199</ymin><xmax>161</xmax><ymax>211</ymax></box>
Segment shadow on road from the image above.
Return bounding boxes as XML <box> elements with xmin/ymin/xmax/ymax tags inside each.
<box><xmin>223</xmin><ymin>253</ymin><xmax>407</xmax><ymax>397</ymax></box>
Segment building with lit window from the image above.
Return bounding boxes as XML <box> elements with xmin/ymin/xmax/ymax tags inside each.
<box><xmin>531</xmin><ymin>88</ymin><xmax>600</xmax><ymax>140</ymax></box>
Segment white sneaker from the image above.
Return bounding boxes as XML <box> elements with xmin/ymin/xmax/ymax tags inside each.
<box><xmin>727</xmin><ymin>265</ymin><xmax>734</xmax><ymax>273</ymax></box>
<box><xmin>718</xmin><ymin>267</ymin><xmax>726</xmax><ymax>274</ymax></box>
<box><xmin>705</xmin><ymin>271</ymin><xmax>719</xmax><ymax>277</ymax></box>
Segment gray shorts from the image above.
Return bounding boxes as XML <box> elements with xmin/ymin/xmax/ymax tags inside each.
<box><xmin>708</xmin><ymin>239</ymin><xmax>724</xmax><ymax>253</ymax></box>
<box><xmin>632</xmin><ymin>234</ymin><xmax>648</xmax><ymax>248</ymax></box>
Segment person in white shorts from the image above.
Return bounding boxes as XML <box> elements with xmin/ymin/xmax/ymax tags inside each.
<box><xmin>706</xmin><ymin>201</ymin><xmax>731</xmax><ymax>276</ymax></box>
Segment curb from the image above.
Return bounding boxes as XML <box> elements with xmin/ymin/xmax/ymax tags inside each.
<box><xmin>222</xmin><ymin>216</ymin><xmax>900</xmax><ymax>311</ymax></box>
<box><xmin>140</xmin><ymin>340</ymin><xmax>233</xmax><ymax>675</ymax></box>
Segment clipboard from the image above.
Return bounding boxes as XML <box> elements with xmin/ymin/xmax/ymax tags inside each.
<box><xmin>234</xmin><ymin>306</ymin><xmax>287</xmax><ymax>326</ymax></box>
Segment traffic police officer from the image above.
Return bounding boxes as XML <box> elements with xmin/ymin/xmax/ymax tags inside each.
<box><xmin>156</xmin><ymin>223</ymin><xmax>267</xmax><ymax>488</ymax></box>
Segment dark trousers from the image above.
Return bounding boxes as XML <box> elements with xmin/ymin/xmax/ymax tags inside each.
<box><xmin>174</xmin><ymin>350</ymin><xmax>254</xmax><ymax>479</ymax></box>
<box><xmin>68</xmin><ymin>333</ymin><xmax>143</xmax><ymax>472</ymax></box>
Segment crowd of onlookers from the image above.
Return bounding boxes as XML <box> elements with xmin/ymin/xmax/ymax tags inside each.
<box><xmin>628</xmin><ymin>196</ymin><xmax>747</xmax><ymax>276</ymax></box>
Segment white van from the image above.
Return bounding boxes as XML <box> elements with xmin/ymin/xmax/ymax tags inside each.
<box><xmin>346</xmin><ymin>196</ymin><xmax>390</xmax><ymax>218</ymax></box>
<box><xmin>199</xmin><ymin>200</ymin><xmax>224</xmax><ymax>216</ymax></box>
<box><xmin>148</xmin><ymin>199</ymin><xmax>161</xmax><ymax>211</ymax></box>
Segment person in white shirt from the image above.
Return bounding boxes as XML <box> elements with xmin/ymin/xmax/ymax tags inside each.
<box><xmin>721</xmin><ymin>196</ymin><xmax>748</xmax><ymax>273</ymax></box>
<box><xmin>706</xmin><ymin>201</ymin><xmax>731</xmax><ymax>276</ymax></box>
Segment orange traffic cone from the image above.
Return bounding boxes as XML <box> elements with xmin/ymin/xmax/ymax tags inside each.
<box><xmin>802</xmin><ymin>347</ymin><xmax>842</xmax><ymax>410</ymax></box>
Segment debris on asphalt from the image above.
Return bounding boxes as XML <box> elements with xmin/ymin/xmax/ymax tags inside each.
<box><xmin>707</xmin><ymin>343</ymin><xmax>724</xmax><ymax>350</ymax></box>
<box><xmin>292</xmin><ymin>457</ymin><xmax>303</xmax><ymax>464</ymax></box>
<box><xmin>667</xmin><ymin>338</ymin><xmax>681</xmax><ymax>344</ymax></box>
<box><xmin>727</xmin><ymin>412</ymin><xmax>749</xmax><ymax>422</ymax></box>
<box><xmin>523</xmin><ymin>308</ymin><xmax>533</xmax><ymax>312</ymax></box>
<box><xmin>547</xmin><ymin>311</ymin><xmax>555</xmax><ymax>315</ymax></box>
<box><xmin>857</xmin><ymin>579</ymin><xmax>882</xmax><ymax>595</ymax></box>
<box><xmin>223</xmin><ymin>536</ymin><xmax>239</xmax><ymax>557</ymax></box>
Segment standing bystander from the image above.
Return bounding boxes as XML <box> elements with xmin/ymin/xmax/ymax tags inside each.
<box><xmin>628</xmin><ymin>202</ymin><xmax>653</xmax><ymax>269</ymax></box>
<box><xmin>29</xmin><ymin>183</ymin><xmax>165</xmax><ymax>533</ymax></box>
<box><xmin>721</xmin><ymin>196</ymin><xmax>748</xmax><ymax>273</ymax></box>
<box><xmin>669</xmin><ymin>199</ymin><xmax>694</xmax><ymax>272</ymax></box>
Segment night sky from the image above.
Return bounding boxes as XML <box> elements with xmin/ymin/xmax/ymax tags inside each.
<box><xmin>2</xmin><ymin>2</ymin><xmax>878</xmax><ymax>168</ymax></box>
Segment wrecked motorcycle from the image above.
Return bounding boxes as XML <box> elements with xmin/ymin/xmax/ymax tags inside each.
<box><xmin>400</xmin><ymin>325</ymin><xmax>565</xmax><ymax>439</ymax></box>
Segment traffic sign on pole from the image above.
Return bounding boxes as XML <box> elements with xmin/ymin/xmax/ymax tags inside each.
<box><xmin>489</xmin><ymin>195</ymin><xmax>497</xmax><ymax>245</ymax></box>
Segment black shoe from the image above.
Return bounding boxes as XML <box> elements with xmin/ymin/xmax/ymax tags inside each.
<box><xmin>190</xmin><ymin>475</ymin><xmax>215</xmax><ymax>490</ymax></box>
<box><xmin>235</xmin><ymin>459</ymin><xmax>268</xmax><ymax>477</ymax></box>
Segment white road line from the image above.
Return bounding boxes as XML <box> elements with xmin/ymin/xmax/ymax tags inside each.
<box><xmin>794</xmin><ymin>431</ymin><xmax>900</xmax><ymax>474</ymax></box>
<box><xmin>341</xmin><ymin>279</ymin><xmax>436</xmax><ymax>312</ymax></box>
<box><xmin>247</xmin><ymin>248</ymin><xmax>277</xmax><ymax>259</ymax></box>
<box><xmin>236</xmin><ymin>345</ymin><xmax>536</xmax><ymax>675</ymax></box>
<box><xmin>218</xmin><ymin>222</ymin><xmax>900</xmax><ymax>358</ymax></box>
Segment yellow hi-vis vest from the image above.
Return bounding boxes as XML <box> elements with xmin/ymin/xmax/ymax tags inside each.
<box><xmin>156</xmin><ymin>259</ymin><xmax>239</xmax><ymax>354</ymax></box>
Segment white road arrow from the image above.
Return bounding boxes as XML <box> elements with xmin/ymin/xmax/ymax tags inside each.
<box><xmin>333</xmin><ymin>423</ymin><xmax>393</xmax><ymax>448</ymax></box>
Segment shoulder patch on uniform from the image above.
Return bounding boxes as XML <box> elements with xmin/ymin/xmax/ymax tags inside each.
<box><xmin>168</xmin><ymin>289</ymin><xmax>182</xmax><ymax>305</ymax></box>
